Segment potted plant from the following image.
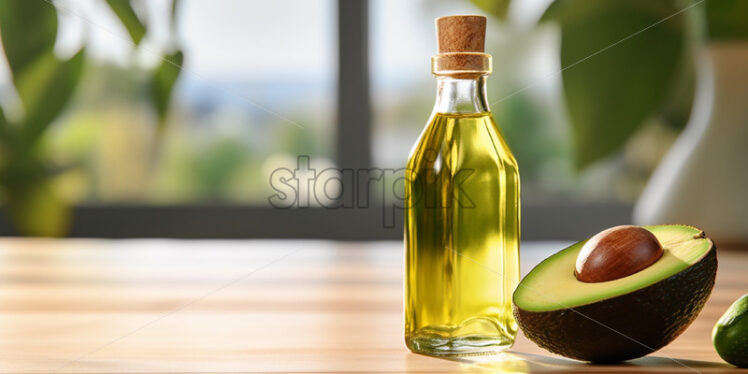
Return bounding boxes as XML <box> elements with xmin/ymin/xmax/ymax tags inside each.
<box><xmin>474</xmin><ymin>0</ymin><xmax>748</xmax><ymax>243</ymax></box>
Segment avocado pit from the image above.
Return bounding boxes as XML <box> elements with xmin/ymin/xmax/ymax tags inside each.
<box><xmin>575</xmin><ymin>225</ymin><xmax>664</xmax><ymax>283</ymax></box>
<box><xmin>512</xmin><ymin>224</ymin><xmax>717</xmax><ymax>362</ymax></box>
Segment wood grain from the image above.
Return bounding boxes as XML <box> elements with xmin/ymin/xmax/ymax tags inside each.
<box><xmin>0</xmin><ymin>239</ymin><xmax>744</xmax><ymax>373</ymax></box>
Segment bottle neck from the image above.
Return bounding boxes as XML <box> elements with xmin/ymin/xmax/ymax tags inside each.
<box><xmin>433</xmin><ymin>75</ymin><xmax>490</xmax><ymax>114</ymax></box>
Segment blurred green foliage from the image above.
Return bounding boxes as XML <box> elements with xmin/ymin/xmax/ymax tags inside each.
<box><xmin>541</xmin><ymin>0</ymin><xmax>687</xmax><ymax>168</ymax></box>
<box><xmin>105</xmin><ymin>0</ymin><xmax>147</xmax><ymax>45</ymax></box>
<box><xmin>152</xmin><ymin>51</ymin><xmax>184</xmax><ymax>131</ymax></box>
<box><xmin>0</xmin><ymin>0</ymin><xmax>182</xmax><ymax>236</ymax></box>
<box><xmin>705</xmin><ymin>0</ymin><xmax>748</xmax><ymax>39</ymax></box>
<box><xmin>472</xmin><ymin>0</ymin><xmax>747</xmax><ymax>169</ymax></box>
<box><xmin>470</xmin><ymin>0</ymin><xmax>511</xmax><ymax>20</ymax></box>
<box><xmin>189</xmin><ymin>139</ymin><xmax>246</xmax><ymax>198</ymax></box>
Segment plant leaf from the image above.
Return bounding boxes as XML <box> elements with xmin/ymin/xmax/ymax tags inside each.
<box><xmin>0</xmin><ymin>105</ymin><xmax>8</xmax><ymax>168</ymax></box>
<box><xmin>658</xmin><ymin>47</ymin><xmax>695</xmax><ymax>131</ymax></box>
<box><xmin>5</xmin><ymin>176</ymin><xmax>71</xmax><ymax>237</ymax></box>
<box><xmin>0</xmin><ymin>0</ymin><xmax>57</xmax><ymax>79</ymax></box>
<box><xmin>150</xmin><ymin>50</ymin><xmax>183</xmax><ymax>129</ymax></box>
<box><xmin>705</xmin><ymin>0</ymin><xmax>748</xmax><ymax>40</ymax></box>
<box><xmin>0</xmin><ymin>101</ymin><xmax>7</xmax><ymax>141</ymax></box>
<box><xmin>470</xmin><ymin>0</ymin><xmax>512</xmax><ymax>20</ymax></box>
<box><xmin>171</xmin><ymin>0</ymin><xmax>181</xmax><ymax>21</ymax></box>
<box><xmin>542</xmin><ymin>0</ymin><xmax>686</xmax><ymax>168</ymax></box>
<box><xmin>15</xmin><ymin>49</ymin><xmax>86</xmax><ymax>146</ymax></box>
<box><xmin>105</xmin><ymin>0</ymin><xmax>147</xmax><ymax>45</ymax></box>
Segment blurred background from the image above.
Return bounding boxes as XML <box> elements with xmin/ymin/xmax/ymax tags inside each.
<box><xmin>0</xmin><ymin>0</ymin><xmax>746</xmax><ymax>242</ymax></box>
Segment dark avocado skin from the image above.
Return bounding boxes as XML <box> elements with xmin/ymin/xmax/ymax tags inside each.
<box><xmin>514</xmin><ymin>244</ymin><xmax>717</xmax><ymax>363</ymax></box>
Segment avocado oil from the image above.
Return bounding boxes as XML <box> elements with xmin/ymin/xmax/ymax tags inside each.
<box><xmin>404</xmin><ymin>16</ymin><xmax>520</xmax><ymax>356</ymax></box>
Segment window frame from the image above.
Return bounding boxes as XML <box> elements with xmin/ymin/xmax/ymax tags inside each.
<box><xmin>0</xmin><ymin>0</ymin><xmax>633</xmax><ymax>240</ymax></box>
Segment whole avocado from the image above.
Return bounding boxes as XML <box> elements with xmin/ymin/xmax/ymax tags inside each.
<box><xmin>713</xmin><ymin>293</ymin><xmax>748</xmax><ymax>367</ymax></box>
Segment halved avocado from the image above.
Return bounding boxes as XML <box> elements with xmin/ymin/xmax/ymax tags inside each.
<box><xmin>514</xmin><ymin>225</ymin><xmax>717</xmax><ymax>363</ymax></box>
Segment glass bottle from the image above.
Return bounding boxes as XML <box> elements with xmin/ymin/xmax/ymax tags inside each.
<box><xmin>404</xmin><ymin>15</ymin><xmax>520</xmax><ymax>356</ymax></box>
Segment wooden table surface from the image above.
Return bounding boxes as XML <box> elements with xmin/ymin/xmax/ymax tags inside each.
<box><xmin>0</xmin><ymin>239</ymin><xmax>745</xmax><ymax>373</ymax></box>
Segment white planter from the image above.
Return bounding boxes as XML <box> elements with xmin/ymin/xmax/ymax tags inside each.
<box><xmin>634</xmin><ymin>42</ymin><xmax>748</xmax><ymax>245</ymax></box>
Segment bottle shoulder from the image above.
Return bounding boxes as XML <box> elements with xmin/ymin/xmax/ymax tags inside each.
<box><xmin>407</xmin><ymin>112</ymin><xmax>518</xmax><ymax>173</ymax></box>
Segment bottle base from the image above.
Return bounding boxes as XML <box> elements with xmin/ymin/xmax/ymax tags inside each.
<box><xmin>406</xmin><ymin>334</ymin><xmax>515</xmax><ymax>357</ymax></box>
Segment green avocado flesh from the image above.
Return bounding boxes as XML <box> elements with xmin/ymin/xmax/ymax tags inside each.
<box><xmin>515</xmin><ymin>225</ymin><xmax>713</xmax><ymax>312</ymax></box>
<box><xmin>513</xmin><ymin>224</ymin><xmax>717</xmax><ymax>362</ymax></box>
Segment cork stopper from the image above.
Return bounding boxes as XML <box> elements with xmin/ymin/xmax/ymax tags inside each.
<box><xmin>436</xmin><ymin>15</ymin><xmax>486</xmax><ymax>53</ymax></box>
<box><xmin>432</xmin><ymin>15</ymin><xmax>491</xmax><ymax>77</ymax></box>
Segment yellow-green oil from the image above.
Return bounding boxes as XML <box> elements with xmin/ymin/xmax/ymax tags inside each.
<box><xmin>404</xmin><ymin>112</ymin><xmax>519</xmax><ymax>356</ymax></box>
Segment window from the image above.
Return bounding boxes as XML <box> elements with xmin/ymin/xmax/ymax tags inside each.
<box><xmin>1</xmin><ymin>0</ymin><xmax>657</xmax><ymax>239</ymax></box>
<box><xmin>49</xmin><ymin>0</ymin><xmax>336</xmax><ymax>205</ymax></box>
